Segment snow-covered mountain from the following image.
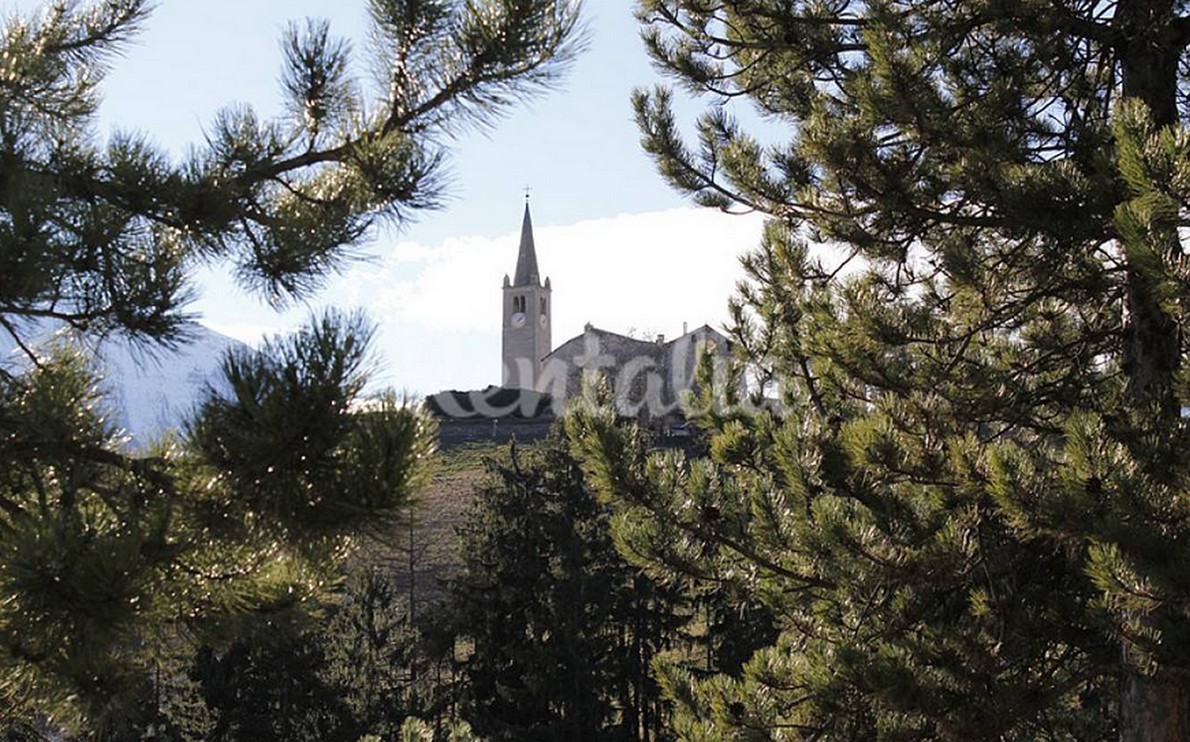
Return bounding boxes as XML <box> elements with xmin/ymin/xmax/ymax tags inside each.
<box><xmin>95</xmin><ymin>326</ymin><xmax>244</xmax><ymax>446</ymax></box>
<box><xmin>1</xmin><ymin>322</ymin><xmax>244</xmax><ymax>447</ymax></box>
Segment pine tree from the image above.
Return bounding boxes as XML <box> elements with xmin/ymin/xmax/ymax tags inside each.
<box><xmin>399</xmin><ymin>717</ymin><xmax>480</xmax><ymax>742</ymax></box>
<box><xmin>432</xmin><ymin>435</ymin><xmax>682</xmax><ymax>741</ymax></box>
<box><xmin>189</xmin><ymin>635</ymin><xmax>350</xmax><ymax>742</ymax></box>
<box><xmin>0</xmin><ymin>312</ymin><xmax>435</xmax><ymax>737</ymax></box>
<box><xmin>319</xmin><ymin>570</ymin><xmax>422</xmax><ymax>739</ymax></box>
<box><xmin>145</xmin><ymin>570</ymin><xmax>420</xmax><ymax>742</ymax></box>
<box><xmin>0</xmin><ymin>0</ymin><xmax>582</xmax><ymax>733</ymax></box>
<box><xmin>569</xmin><ymin>1</ymin><xmax>1189</xmax><ymax>739</ymax></box>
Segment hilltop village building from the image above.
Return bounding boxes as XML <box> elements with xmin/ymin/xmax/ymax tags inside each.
<box><xmin>500</xmin><ymin>201</ymin><xmax>553</xmax><ymax>391</ymax></box>
<box><xmin>430</xmin><ymin>201</ymin><xmax>733</xmax><ymax>433</ymax></box>
<box><xmin>501</xmin><ymin>201</ymin><xmax>732</xmax><ymax>416</ymax></box>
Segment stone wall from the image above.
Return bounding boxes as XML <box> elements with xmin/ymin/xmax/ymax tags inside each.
<box><xmin>436</xmin><ymin>417</ymin><xmax>554</xmax><ymax>448</ymax></box>
<box><xmin>538</xmin><ymin>324</ymin><xmax>734</xmax><ymax>419</ymax></box>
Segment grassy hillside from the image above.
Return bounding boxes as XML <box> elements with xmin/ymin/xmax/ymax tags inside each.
<box><xmin>357</xmin><ymin>439</ymin><xmax>529</xmax><ymax>617</ymax></box>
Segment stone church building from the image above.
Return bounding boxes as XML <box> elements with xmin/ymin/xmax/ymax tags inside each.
<box><xmin>499</xmin><ymin>201</ymin><xmax>732</xmax><ymax>419</ymax></box>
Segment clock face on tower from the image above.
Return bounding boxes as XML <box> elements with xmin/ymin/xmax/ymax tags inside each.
<box><xmin>539</xmin><ymin>313</ymin><xmax>547</xmax><ymax>327</ymax></box>
<box><xmin>511</xmin><ymin>312</ymin><xmax>526</xmax><ymax>328</ymax></box>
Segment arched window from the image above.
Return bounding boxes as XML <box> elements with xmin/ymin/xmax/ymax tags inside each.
<box><xmin>540</xmin><ymin>297</ymin><xmax>547</xmax><ymax>316</ymax></box>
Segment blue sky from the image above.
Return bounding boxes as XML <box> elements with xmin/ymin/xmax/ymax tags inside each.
<box><xmin>4</xmin><ymin>0</ymin><xmax>767</xmax><ymax>394</ymax></box>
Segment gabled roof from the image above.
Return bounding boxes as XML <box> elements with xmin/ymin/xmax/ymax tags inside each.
<box><xmin>513</xmin><ymin>201</ymin><xmax>540</xmax><ymax>286</ymax></box>
<box><xmin>664</xmin><ymin>324</ymin><xmax>729</xmax><ymax>347</ymax></box>
<box><xmin>542</xmin><ymin>323</ymin><xmax>731</xmax><ymax>363</ymax></box>
<box><xmin>542</xmin><ymin>324</ymin><xmax>660</xmax><ymax>362</ymax></box>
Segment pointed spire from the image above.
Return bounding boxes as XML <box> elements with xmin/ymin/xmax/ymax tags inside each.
<box><xmin>513</xmin><ymin>198</ymin><xmax>540</xmax><ymax>286</ymax></box>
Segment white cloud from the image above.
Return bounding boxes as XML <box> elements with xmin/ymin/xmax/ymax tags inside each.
<box><xmin>194</xmin><ymin>207</ymin><xmax>769</xmax><ymax>396</ymax></box>
<box><xmin>333</xmin><ymin>207</ymin><xmax>768</xmax><ymax>344</ymax></box>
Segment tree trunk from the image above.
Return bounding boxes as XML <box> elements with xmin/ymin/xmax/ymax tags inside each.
<box><xmin>1118</xmin><ymin>0</ymin><xmax>1183</xmax><ymax>419</ymax></box>
<box><xmin>1116</xmin><ymin>1</ymin><xmax>1188</xmax><ymax>738</ymax></box>
<box><xmin>1121</xmin><ymin>670</ymin><xmax>1190</xmax><ymax>742</ymax></box>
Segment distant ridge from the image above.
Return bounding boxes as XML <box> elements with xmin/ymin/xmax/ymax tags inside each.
<box><xmin>0</xmin><ymin>322</ymin><xmax>244</xmax><ymax>447</ymax></box>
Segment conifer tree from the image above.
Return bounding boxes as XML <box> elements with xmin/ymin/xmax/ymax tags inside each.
<box><xmin>0</xmin><ymin>0</ymin><xmax>582</xmax><ymax>733</ymax></box>
<box><xmin>569</xmin><ymin>1</ymin><xmax>1188</xmax><ymax>739</ymax></box>
<box><xmin>399</xmin><ymin>717</ymin><xmax>479</xmax><ymax>742</ymax></box>
<box><xmin>143</xmin><ymin>570</ymin><xmax>419</xmax><ymax>742</ymax></box>
<box><xmin>432</xmin><ymin>436</ymin><xmax>681</xmax><ymax>741</ymax></box>
<box><xmin>319</xmin><ymin>570</ymin><xmax>422</xmax><ymax>739</ymax></box>
<box><xmin>188</xmin><ymin>634</ymin><xmax>349</xmax><ymax>742</ymax></box>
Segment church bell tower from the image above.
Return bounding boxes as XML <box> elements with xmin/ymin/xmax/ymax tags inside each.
<box><xmin>501</xmin><ymin>199</ymin><xmax>551</xmax><ymax>389</ymax></box>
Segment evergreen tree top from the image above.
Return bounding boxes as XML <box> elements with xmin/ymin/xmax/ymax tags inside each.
<box><xmin>0</xmin><ymin>0</ymin><xmax>584</xmax><ymax>351</ymax></box>
<box><xmin>568</xmin><ymin>1</ymin><xmax>1190</xmax><ymax>739</ymax></box>
<box><xmin>0</xmin><ymin>0</ymin><xmax>586</xmax><ymax>733</ymax></box>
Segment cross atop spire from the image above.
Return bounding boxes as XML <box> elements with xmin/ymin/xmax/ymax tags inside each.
<box><xmin>513</xmin><ymin>199</ymin><xmax>540</xmax><ymax>286</ymax></box>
